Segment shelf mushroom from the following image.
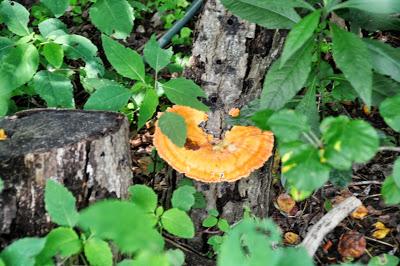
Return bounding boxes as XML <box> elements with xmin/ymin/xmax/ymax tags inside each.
<box><xmin>153</xmin><ymin>105</ymin><xmax>274</xmax><ymax>183</ymax></box>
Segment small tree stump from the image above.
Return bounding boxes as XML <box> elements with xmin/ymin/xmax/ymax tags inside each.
<box><xmin>0</xmin><ymin>109</ymin><xmax>132</xmax><ymax>245</ymax></box>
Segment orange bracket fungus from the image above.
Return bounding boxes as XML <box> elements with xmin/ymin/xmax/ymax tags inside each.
<box><xmin>154</xmin><ymin>105</ymin><xmax>274</xmax><ymax>183</ymax></box>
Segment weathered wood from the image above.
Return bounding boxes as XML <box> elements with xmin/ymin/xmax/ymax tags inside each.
<box><xmin>165</xmin><ymin>0</ymin><xmax>286</xmax><ymax>258</ymax></box>
<box><xmin>0</xmin><ymin>109</ymin><xmax>132</xmax><ymax>246</ymax></box>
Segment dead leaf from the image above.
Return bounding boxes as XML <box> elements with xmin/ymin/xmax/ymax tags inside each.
<box><xmin>351</xmin><ymin>205</ymin><xmax>368</xmax><ymax>219</ymax></box>
<box><xmin>372</xmin><ymin>222</ymin><xmax>391</xmax><ymax>239</ymax></box>
<box><xmin>277</xmin><ymin>194</ymin><xmax>296</xmax><ymax>214</ymax></box>
<box><xmin>323</xmin><ymin>240</ymin><xmax>333</xmax><ymax>253</ymax></box>
<box><xmin>284</xmin><ymin>232</ymin><xmax>300</xmax><ymax>245</ymax></box>
<box><xmin>338</xmin><ymin>231</ymin><xmax>366</xmax><ymax>258</ymax></box>
<box><xmin>0</xmin><ymin>129</ymin><xmax>7</xmax><ymax>141</ymax></box>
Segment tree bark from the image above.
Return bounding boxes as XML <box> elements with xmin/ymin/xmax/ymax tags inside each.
<box><xmin>164</xmin><ymin>0</ymin><xmax>286</xmax><ymax>260</ymax></box>
<box><xmin>0</xmin><ymin>109</ymin><xmax>132</xmax><ymax>247</ymax></box>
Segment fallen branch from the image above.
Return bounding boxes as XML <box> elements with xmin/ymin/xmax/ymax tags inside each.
<box><xmin>301</xmin><ymin>196</ymin><xmax>362</xmax><ymax>257</ymax></box>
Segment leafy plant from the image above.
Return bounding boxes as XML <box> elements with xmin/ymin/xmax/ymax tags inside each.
<box><xmin>220</xmin><ymin>0</ymin><xmax>400</xmax><ymax>202</ymax></box>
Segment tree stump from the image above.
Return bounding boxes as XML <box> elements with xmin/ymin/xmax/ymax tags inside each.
<box><xmin>165</xmin><ymin>0</ymin><xmax>286</xmax><ymax>259</ymax></box>
<box><xmin>0</xmin><ymin>109</ymin><xmax>132</xmax><ymax>246</ymax></box>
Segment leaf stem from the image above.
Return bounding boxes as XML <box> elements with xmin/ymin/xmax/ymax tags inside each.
<box><xmin>379</xmin><ymin>146</ymin><xmax>400</xmax><ymax>152</ymax></box>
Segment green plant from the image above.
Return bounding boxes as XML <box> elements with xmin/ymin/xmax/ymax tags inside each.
<box><xmin>212</xmin><ymin>0</ymin><xmax>400</xmax><ymax>202</ymax></box>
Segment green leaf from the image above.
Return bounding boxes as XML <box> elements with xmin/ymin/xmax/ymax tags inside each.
<box><xmin>296</xmin><ymin>85</ymin><xmax>320</xmax><ymax>135</ymax></box>
<box><xmin>101</xmin><ymin>34</ymin><xmax>145</xmax><ymax>82</ymax></box>
<box><xmin>276</xmin><ymin>247</ymin><xmax>313</xmax><ymax>266</ymax></box>
<box><xmin>162</xmin><ymin>78</ymin><xmax>209</xmax><ymax>111</ymax></box>
<box><xmin>336</xmin><ymin>9</ymin><xmax>400</xmax><ymax>31</ymax></box>
<box><xmin>166</xmin><ymin>249</ymin><xmax>185</xmax><ymax>266</ymax></box>
<box><xmin>129</xmin><ymin>184</ymin><xmax>158</xmax><ymax>213</ymax></box>
<box><xmin>365</xmin><ymin>39</ymin><xmax>400</xmax><ymax>83</ymax></box>
<box><xmin>280</xmin><ymin>10</ymin><xmax>321</xmax><ymax>66</ymax></box>
<box><xmin>38</xmin><ymin>18</ymin><xmax>67</xmax><ymax>38</ymax></box>
<box><xmin>131</xmin><ymin>251</ymin><xmax>169</xmax><ymax>266</ymax></box>
<box><xmin>161</xmin><ymin>208</ymin><xmax>194</xmax><ymax>238</ymax></box>
<box><xmin>368</xmin><ymin>254</ymin><xmax>399</xmax><ymax>266</ymax></box>
<box><xmin>138</xmin><ymin>89</ymin><xmax>159</xmax><ymax>130</ymax></box>
<box><xmin>321</xmin><ymin>116</ymin><xmax>379</xmax><ymax>170</ymax></box>
<box><xmin>84</xmin><ymin>238</ymin><xmax>113</xmax><ymax>266</ymax></box>
<box><xmin>0</xmin><ymin>177</ymin><xmax>3</xmax><ymax>193</ymax></box>
<box><xmin>393</xmin><ymin>158</ymin><xmax>400</xmax><ymax>188</ymax></box>
<box><xmin>217</xmin><ymin>219</ymin><xmax>230</xmax><ymax>232</ymax></box>
<box><xmin>84</xmin><ymin>83</ymin><xmax>132</xmax><ymax>111</ymax></box>
<box><xmin>45</xmin><ymin>179</ymin><xmax>79</xmax><ymax>227</ymax></box>
<box><xmin>0</xmin><ymin>97</ymin><xmax>10</xmax><ymax>116</ymax></box>
<box><xmin>41</xmin><ymin>0</ymin><xmax>69</xmax><ymax>17</ymax></box>
<box><xmin>335</xmin><ymin>0</ymin><xmax>400</xmax><ymax>14</ymax></box>
<box><xmin>144</xmin><ymin>35</ymin><xmax>173</xmax><ymax>73</ymax></box>
<box><xmin>0</xmin><ymin>44</ymin><xmax>39</xmax><ymax>97</ymax></box>
<box><xmin>371</xmin><ymin>74</ymin><xmax>399</xmax><ymax>106</ymax></box>
<box><xmin>158</xmin><ymin>112</ymin><xmax>187</xmax><ymax>147</ymax></box>
<box><xmin>42</xmin><ymin>43</ymin><xmax>64</xmax><ymax>68</ymax></box>
<box><xmin>331</xmin><ymin>24</ymin><xmax>372</xmax><ymax>106</ymax></box>
<box><xmin>0</xmin><ymin>37</ymin><xmax>14</xmax><ymax>60</ymax></box>
<box><xmin>0</xmin><ymin>258</ymin><xmax>4</xmax><ymax>266</ymax></box>
<box><xmin>33</xmin><ymin>71</ymin><xmax>74</xmax><ymax>108</ymax></box>
<box><xmin>171</xmin><ymin>185</ymin><xmax>196</xmax><ymax>211</ymax></box>
<box><xmin>218</xmin><ymin>218</ymin><xmax>282</xmax><ymax>266</ymax></box>
<box><xmin>192</xmin><ymin>192</ymin><xmax>206</xmax><ymax>209</ymax></box>
<box><xmin>0</xmin><ymin>238</ymin><xmax>46</xmax><ymax>266</ymax></box>
<box><xmin>202</xmin><ymin>216</ymin><xmax>218</xmax><ymax>228</ymax></box>
<box><xmin>79</xmin><ymin>200</ymin><xmax>164</xmax><ymax>253</ymax></box>
<box><xmin>329</xmin><ymin>169</ymin><xmax>353</xmax><ymax>188</ymax></box>
<box><xmin>0</xmin><ymin>1</ymin><xmax>30</xmax><ymax>36</ymax></box>
<box><xmin>261</xmin><ymin>40</ymin><xmax>314</xmax><ymax>110</ymax></box>
<box><xmin>380</xmin><ymin>94</ymin><xmax>400</xmax><ymax>132</ymax></box>
<box><xmin>89</xmin><ymin>0</ymin><xmax>134</xmax><ymax>39</ymax></box>
<box><xmin>220</xmin><ymin>0</ymin><xmax>301</xmax><ymax>29</ymax></box>
<box><xmin>281</xmin><ymin>142</ymin><xmax>330</xmax><ymax>191</ymax></box>
<box><xmin>268</xmin><ymin>109</ymin><xmax>311</xmax><ymax>143</ymax></box>
<box><xmin>36</xmin><ymin>227</ymin><xmax>81</xmax><ymax>263</ymax></box>
<box><xmin>381</xmin><ymin>176</ymin><xmax>400</xmax><ymax>205</ymax></box>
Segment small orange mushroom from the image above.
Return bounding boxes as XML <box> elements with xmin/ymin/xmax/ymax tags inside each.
<box><xmin>153</xmin><ymin>105</ymin><xmax>274</xmax><ymax>183</ymax></box>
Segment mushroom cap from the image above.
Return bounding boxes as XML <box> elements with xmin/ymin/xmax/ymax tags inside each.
<box><xmin>154</xmin><ymin>105</ymin><xmax>274</xmax><ymax>183</ymax></box>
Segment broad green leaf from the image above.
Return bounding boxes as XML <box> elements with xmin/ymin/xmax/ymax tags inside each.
<box><xmin>276</xmin><ymin>247</ymin><xmax>313</xmax><ymax>266</ymax></box>
<box><xmin>0</xmin><ymin>258</ymin><xmax>4</xmax><ymax>266</ymax></box>
<box><xmin>202</xmin><ymin>216</ymin><xmax>218</xmax><ymax>228</ymax></box>
<box><xmin>380</xmin><ymin>94</ymin><xmax>400</xmax><ymax>132</ymax></box>
<box><xmin>280</xmin><ymin>10</ymin><xmax>321</xmax><ymax>66</ymax></box>
<box><xmin>331</xmin><ymin>24</ymin><xmax>372</xmax><ymax>106</ymax></box>
<box><xmin>0</xmin><ymin>178</ymin><xmax>3</xmax><ymax>192</ymax></box>
<box><xmin>217</xmin><ymin>219</ymin><xmax>230</xmax><ymax>232</ymax></box>
<box><xmin>42</xmin><ymin>43</ymin><xmax>64</xmax><ymax>68</ymax></box>
<box><xmin>162</xmin><ymin>78</ymin><xmax>209</xmax><ymax>111</ymax></box>
<box><xmin>371</xmin><ymin>74</ymin><xmax>399</xmax><ymax>106</ymax></box>
<box><xmin>0</xmin><ymin>97</ymin><xmax>10</xmax><ymax>116</ymax></box>
<box><xmin>329</xmin><ymin>169</ymin><xmax>353</xmax><ymax>188</ymax></box>
<box><xmin>89</xmin><ymin>0</ymin><xmax>134</xmax><ymax>39</ymax></box>
<box><xmin>335</xmin><ymin>0</ymin><xmax>400</xmax><ymax>14</ymax></box>
<box><xmin>368</xmin><ymin>254</ymin><xmax>399</xmax><ymax>266</ymax></box>
<box><xmin>36</xmin><ymin>227</ymin><xmax>81</xmax><ymax>263</ymax></box>
<box><xmin>365</xmin><ymin>39</ymin><xmax>400</xmax><ymax>83</ymax></box>
<box><xmin>166</xmin><ymin>249</ymin><xmax>185</xmax><ymax>266</ymax></box>
<box><xmin>321</xmin><ymin>116</ymin><xmax>379</xmax><ymax>170</ymax></box>
<box><xmin>336</xmin><ymin>9</ymin><xmax>400</xmax><ymax>31</ymax></box>
<box><xmin>138</xmin><ymin>89</ymin><xmax>159</xmax><ymax>130</ymax></box>
<box><xmin>218</xmin><ymin>218</ymin><xmax>282</xmax><ymax>266</ymax></box>
<box><xmin>0</xmin><ymin>1</ymin><xmax>30</xmax><ymax>36</ymax></box>
<box><xmin>0</xmin><ymin>238</ymin><xmax>46</xmax><ymax>266</ymax></box>
<box><xmin>84</xmin><ymin>238</ymin><xmax>113</xmax><ymax>266</ymax></box>
<box><xmin>144</xmin><ymin>35</ymin><xmax>173</xmax><ymax>73</ymax></box>
<box><xmin>84</xmin><ymin>83</ymin><xmax>132</xmax><ymax>111</ymax></box>
<box><xmin>250</xmin><ymin>109</ymin><xmax>274</xmax><ymax>130</ymax></box>
<box><xmin>78</xmin><ymin>200</ymin><xmax>164</xmax><ymax>253</ymax></box>
<box><xmin>158</xmin><ymin>112</ymin><xmax>187</xmax><ymax>147</ymax></box>
<box><xmin>33</xmin><ymin>71</ymin><xmax>74</xmax><ymax>108</ymax></box>
<box><xmin>129</xmin><ymin>184</ymin><xmax>158</xmax><ymax>213</ymax></box>
<box><xmin>0</xmin><ymin>37</ymin><xmax>14</xmax><ymax>60</ymax></box>
<box><xmin>161</xmin><ymin>208</ymin><xmax>194</xmax><ymax>238</ymax></box>
<box><xmin>38</xmin><ymin>18</ymin><xmax>68</xmax><ymax>38</ymax></box>
<box><xmin>171</xmin><ymin>185</ymin><xmax>196</xmax><ymax>211</ymax></box>
<box><xmin>280</xmin><ymin>142</ymin><xmax>330</xmax><ymax>191</ymax></box>
<box><xmin>117</xmin><ymin>260</ymin><xmax>134</xmax><ymax>266</ymax></box>
<box><xmin>131</xmin><ymin>251</ymin><xmax>169</xmax><ymax>266</ymax></box>
<box><xmin>393</xmin><ymin>158</ymin><xmax>400</xmax><ymax>188</ymax></box>
<box><xmin>261</xmin><ymin>40</ymin><xmax>314</xmax><ymax>110</ymax></box>
<box><xmin>296</xmin><ymin>85</ymin><xmax>319</xmax><ymax>135</ymax></box>
<box><xmin>45</xmin><ymin>179</ymin><xmax>79</xmax><ymax>227</ymax></box>
<box><xmin>101</xmin><ymin>34</ymin><xmax>145</xmax><ymax>82</ymax></box>
<box><xmin>220</xmin><ymin>0</ymin><xmax>301</xmax><ymax>29</ymax></box>
<box><xmin>381</xmin><ymin>176</ymin><xmax>400</xmax><ymax>205</ymax></box>
<box><xmin>0</xmin><ymin>44</ymin><xmax>39</xmax><ymax>97</ymax></box>
<box><xmin>268</xmin><ymin>109</ymin><xmax>310</xmax><ymax>143</ymax></box>
<box><xmin>193</xmin><ymin>192</ymin><xmax>206</xmax><ymax>209</ymax></box>
<box><xmin>41</xmin><ymin>0</ymin><xmax>69</xmax><ymax>17</ymax></box>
